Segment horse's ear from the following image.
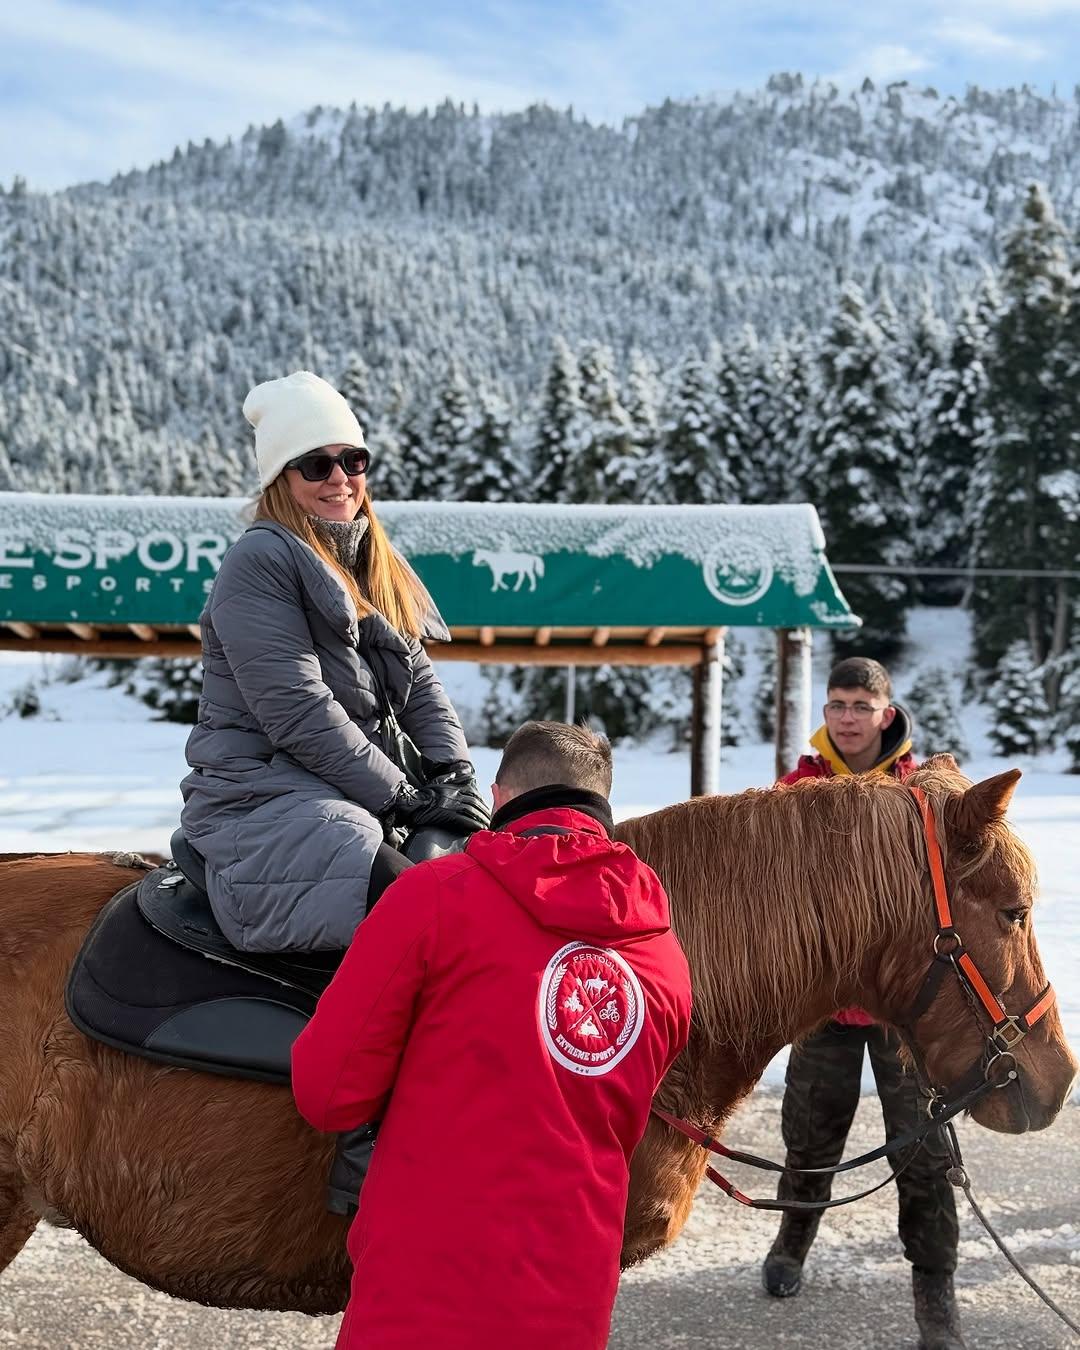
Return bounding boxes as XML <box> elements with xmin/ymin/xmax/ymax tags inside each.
<box><xmin>945</xmin><ymin>769</ymin><xmax>1022</xmax><ymax>840</ymax></box>
<box><xmin>922</xmin><ymin>753</ymin><xmax>960</xmax><ymax>773</ymax></box>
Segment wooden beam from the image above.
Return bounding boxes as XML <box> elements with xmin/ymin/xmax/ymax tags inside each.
<box><xmin>128</xmin><ymin>623</ymin><xmax>158</xmax><ymax>642</ymax></box>
<box><xmin>66</xmin><ymin>623</ymin><xmax>97</xmax><ymax>641</ymax></box>
<box><xmin>644</xmin><ymin>627</ymin><xmax>666</xmax><ymax>647</ymax></box>
<box><xmin>703</xmin><ymin>626</ymin><xmax>724</xmax><ymax>648</ymax></box>
<box><xmin>3</xmin><ymin>621</ymin><xmax>38</xmax><ymax>639</ymax></box>
<box><xmin>591</xmin><ymin>627</ymin><xmax>611</xmax><ymax>647</ymax></box>
<box><xmin>187</xmin><ymin>624</ymin><xmax>202</xmax><ymax>639</ymax></box>
<box><xmin>0</xmin><ymin>637</ymin><xmax>202</xmax><ymax>658</ymax></box>
<box><xmin>427</xmin><ymin>642</ymin><xmax>704</xmax><ymax>667</ymax></box>
<box><xmin>535</xmin><ymin>627</ymin><xmax>552</xmax><ymax>647</ymax></box>
<box><xmin>479</xmin><ymin>626</ymin><xmax>496</xmax><ymax>647</ymax></box>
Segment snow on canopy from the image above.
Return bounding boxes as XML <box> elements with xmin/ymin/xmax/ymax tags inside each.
<box><xmin>0</xmin><ymin>494</ymin><xmax>835</xmax><ymax>598</ymax></box>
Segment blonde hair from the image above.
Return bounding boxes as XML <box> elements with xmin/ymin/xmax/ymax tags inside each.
<box><xmin>255</xmin><ymin>478</ymin><xmax>425</xmax><ymax>638</ymax></box>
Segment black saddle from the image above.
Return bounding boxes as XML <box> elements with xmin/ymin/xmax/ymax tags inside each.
<box><xmin>67</xmin><ymin>828</ymin><xmax>464</xmax><ymax>1086</ymax></box>
<box><xmin>65</xmin><ymin>831</ymin><xmax>343</xmax><ymax>1086</ymax></box>
<box><xmin>138</xmin><ymin>830</ymin><xmax>342</xmax><ymax>999</ymax></box>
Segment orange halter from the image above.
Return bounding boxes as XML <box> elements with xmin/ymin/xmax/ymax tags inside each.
<box><xmin>907</xmin><ymin>786</ymin><xmax>1055</xmax><ymax>1056</ymax></box>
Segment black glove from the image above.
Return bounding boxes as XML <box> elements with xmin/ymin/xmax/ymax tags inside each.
<box><xmin>393</xmin><ymin>779</ymin><xmax>490</xmax><ymax>835</ymax></box>
<box><xmin>422</xmin><ymin>758</ymin><xmax>477</xmax><ymax>787</ymax></box>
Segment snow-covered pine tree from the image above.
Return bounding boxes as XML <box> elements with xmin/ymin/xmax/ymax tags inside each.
<box><xmin>710</xmin><ymin>337</ymin><xmax>752</xmax><ymax>502</ymax></box>
<box><xmin>338</xmin><ymin>352</ymin><xmax>376</xmax><ymax>434</ymax></box>
<box><xmin>126</xmin><ymin>658</ymin><xmax>203</xmax><ymax>724</ymax></box>
<box><xmin>1058</xmin><ymin>632</ymin><xmax>1080</xmax><ymax>771</ymax></box>
<box><xmin>801</xmin><ymin>281</ymin><xmax>912</xmax><ymax>656</ymax></box>
<box><xmin>903</xmin><ymin>665</ymin><xmax>969</xmax><ymax>761</ymax></box>
<box><xmin>458</xmin><ymin>390</ymin><xmax>522</xmax><ymax>501</ymax></box>
<box><xmin>427</xmin><ymin>367</ymin><xmax>476</xmax><ymax>500</ymax></box>
<box><xmin>730</xmin><ymin>326</ymin><xmax>774</xmax><ymax>503</ymax></box>
<box><xmin>986</xmin><ymin>640</ymin><xmax>1049</xmax><ymax>756</ymax></box>
<box><xmin>572</xmin><ymin>342</ymin><xmax>636</xmax><ymax>504</ymax></box>
<box><xmin>912</xmin><ymin>299</ymin><xmax>990</xmax><ymax>604</ymax></box>
<box><xmin>720</xmin><ymin>633</ymin><xmax>746</xmax><ymax>746</ymax></box>
<box><xmin>370</xmin><ymin>425</ymin><xmax>413</xmax><ymax>500</ymax></box>
<box><xmin>534</xmin><ymin>337</ymin><xmax>586</xmax><ymax>503</ymax></box>
<box><xmin>611</xmin><ymin>349</ymin><xmax>660</xmax><ymax>502</ymax></box>
<box><xmin>656</xmin><ymin>350</ymin><xmax>738</xmax><ymax>505</ymax></box>
<box><xmin>763</xmin><ymin>333</ymin><xmax>811</xmax><ymax>502</ymax></box>
<box><xmin>971</xmin><ymin>184</ymin><xmax>1072</xmax><ymax>690</ymax></box>
<box><xmin>755</xmin><ymin>637</ymin><xmax>777</xmax><ymax>740</ymax></box>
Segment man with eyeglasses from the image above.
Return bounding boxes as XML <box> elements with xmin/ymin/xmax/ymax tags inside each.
<box><xmin>762</xmin><ymin>657</ymin><xmax>964</xmax><ymax>1350</ymax></box>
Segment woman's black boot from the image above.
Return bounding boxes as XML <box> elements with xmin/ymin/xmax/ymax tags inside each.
<box><xmin>912</xmin><ymin>1267</ymin><xmax>966</xmax><ymax>1350</ymax></box>
<box><xmin>326</xmin><ymin>1123</ymin><xmax>379</xmax><ymax>1217</ymax></box>
<box><xmin>761</xmin><ymin>1212</ymin><xmax>821</xmax><ymax>1297</ymax></box>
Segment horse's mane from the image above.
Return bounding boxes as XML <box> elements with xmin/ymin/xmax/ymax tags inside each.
<box><xmin>615</xmin><ymin>759</ymin><xmax>1012</xmax><ymax>1055</ymax></box>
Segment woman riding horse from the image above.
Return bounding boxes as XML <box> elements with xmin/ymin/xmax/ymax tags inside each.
<box><xmin>180</xmin><ymin>370</ymin><xmax>488</xmax><ymax>954</ymax></box>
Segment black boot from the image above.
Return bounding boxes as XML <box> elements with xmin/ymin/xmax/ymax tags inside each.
<box><xmin>326</xmin><ymin>1123</ymin><xmax>379</xmax><ymax>1217</ymax></box>
<box><xmin>761</xmin><ymin>1212</ymin><xmax>821</xmax><ymax>1298</ymax></box>
<box><xmin>912</xmin><ymin>1267</ymin><xmax>966</xmax><ymax>1350</ymax></box>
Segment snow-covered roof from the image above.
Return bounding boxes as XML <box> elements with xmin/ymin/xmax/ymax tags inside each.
<box><xmin>0</xmin><ymin>494</ymin><xmax>857</xmax><ymax>632</ymax></box>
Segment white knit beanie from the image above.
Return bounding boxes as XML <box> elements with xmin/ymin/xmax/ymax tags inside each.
<box><xmin>243</xmin><ymin>371</ymin><xmax>366</xmax><ymax>489</ymax></box>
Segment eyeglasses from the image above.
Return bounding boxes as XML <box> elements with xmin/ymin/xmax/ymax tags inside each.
<box><xmin>824</xmin><ymin>701</ymin><xmax>886</xmax><ymax>720</ymax></box>
<box><xmin>286</xmin><ymin>447</ymin><xmax>371</xmax><ymax>482</ymax></box>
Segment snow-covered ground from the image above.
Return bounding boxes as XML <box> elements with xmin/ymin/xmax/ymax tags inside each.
<box><xmin>1</xmin><ymin>608</ymin><xmax>1077</xmax><ymax>1086</ymax></box>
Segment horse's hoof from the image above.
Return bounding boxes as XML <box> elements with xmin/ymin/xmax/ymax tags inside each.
<box><xmin>762</xmin><ymin>1251</ymin><xmax>803</xmax><ymax>1298</ymax></box>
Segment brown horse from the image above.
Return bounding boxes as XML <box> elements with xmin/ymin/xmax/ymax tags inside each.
<box><xmin>0</xmin><ymin>759</ymin><xmax>1074</xmax><ymax>1314</ymax></box>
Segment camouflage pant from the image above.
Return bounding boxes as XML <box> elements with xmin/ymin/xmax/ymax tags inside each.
<box><xmin>778</xmin><ymin>1021</ymin><xmax>959</xmax><ymax>1272</ymax></box>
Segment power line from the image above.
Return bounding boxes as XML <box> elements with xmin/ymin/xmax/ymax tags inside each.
<box><xmin>831</xmin><ymin>564</ymin><xmax>1080</xmax><ymax>580</ymax></box>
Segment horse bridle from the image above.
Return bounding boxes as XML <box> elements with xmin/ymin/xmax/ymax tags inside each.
<box><xmin>903</xmin><ymin>785</ymin><xmax>1056</xmax><ymax>1100</ymax></box>
<box><xmin>652</xmin><ymin>784</ymin><xmax>1058</xmax><ymax>1211</ymax></box>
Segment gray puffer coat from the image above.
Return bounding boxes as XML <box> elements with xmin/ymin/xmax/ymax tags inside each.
<box><xmin>180</xmin><ymin>519</ymin><xmax>469</xmax><ymax>952</ymax></box>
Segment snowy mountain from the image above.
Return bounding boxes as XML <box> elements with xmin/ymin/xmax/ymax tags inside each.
<box><xmin>2</xmin><ymin>74</ymin><xmax>1080</xmax><ymax>502</ymax></box>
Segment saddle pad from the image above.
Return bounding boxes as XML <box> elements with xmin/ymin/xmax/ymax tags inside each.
<box><xmin>66</xmin><ymin>882</ymin><xmax>316</xmax><ymax>1085</ymax></box>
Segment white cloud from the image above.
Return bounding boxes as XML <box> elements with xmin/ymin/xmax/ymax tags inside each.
<box><xmin>828</xmin><ymin>43</ymin><xmax>934</xmax><ymax>89</ymax></box>
<box><xmin>934</xmin><ymin>19</ymin><xmax>1046</xmax><ymax>61</ymax></box>
<box><xmin>0</xmin><ymin>0</ymin><xmax>551</xmax><ymax>113</ymax></box>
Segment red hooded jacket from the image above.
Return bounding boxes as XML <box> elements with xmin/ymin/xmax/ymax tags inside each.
<box><xmin>291</xmin><ymin>799</ymin><xmax>692</xmax><ymax>1350</ymax></box>
<box><xmin>781</xmin><ymin>709</ymin><xmax>918</xmax><ymax>1026</ymax></box>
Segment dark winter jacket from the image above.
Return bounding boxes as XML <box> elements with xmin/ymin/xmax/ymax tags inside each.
<box><xmin>180</xmin><ymin>519</ymin><xmax>468</xmax><ymax>952</ymax></box>
<box><xmin>781</xmin><ymin>705</ymin><xmax>917</xmax><ymax>1026</ymax></box>
<box><xmin>291</xmin><ymin>790</ymin><xmax>692</xmax><ymax>1350</ymax></box>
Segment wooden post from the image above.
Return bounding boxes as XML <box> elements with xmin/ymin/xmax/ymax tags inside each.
<box><xmin>690</xmin><ymin>630</ymin><xmax>724</xmax><ymax>797</ymax></box>
<box><xmin>775</xmin><ymin>627</ymin><xmax>813</xmax><ymax>781</ymax></box>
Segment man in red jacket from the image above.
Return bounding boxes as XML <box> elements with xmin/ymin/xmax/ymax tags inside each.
<box><xmin>292</xmin><ymin>720</ymin><xmax>692</xmax><ymax>1350</ymax></box>
<box><xmin>763</xmin><ymin>657</ymin><xmax>963</xmax><ymax>1350</ymax></box>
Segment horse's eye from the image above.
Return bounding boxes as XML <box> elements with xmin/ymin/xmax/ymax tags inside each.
<box><xmin>1002</xmin><ymin>908</ymin><xmax>1029</xmax><ymax>928</ymax></box>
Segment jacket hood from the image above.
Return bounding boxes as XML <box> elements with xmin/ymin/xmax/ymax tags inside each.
<box><xmin>809</xmin><ymin>703</ymin><xmax>914</xmax><ymax>776</ymax></box>
<box><xmin>246</xmin><ymin>519</ymin><xmax>451</xmax><ymax>644</ymax></box>
<box><xmin>466</xmin><ymin>806</ymin><xmax>671</xmax><ymax>945</ymax></box>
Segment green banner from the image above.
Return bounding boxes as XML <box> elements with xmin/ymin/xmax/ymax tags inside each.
<box><xmin>0</xmin><ymin>494</ymin><xmax>858</xmax><ymax>630</ymax></box>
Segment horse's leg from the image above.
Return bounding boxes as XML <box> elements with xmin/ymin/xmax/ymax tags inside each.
<box><xmin>0</xmin><ymin>1164</ymin><xmax>38</xmax><ymax>1276</ymax></box>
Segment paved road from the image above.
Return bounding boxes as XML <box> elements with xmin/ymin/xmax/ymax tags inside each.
<box><xmin>2</xmin><ymin>1090</ymin><xmax>1078</xmax><ymax>1349</ymax></box>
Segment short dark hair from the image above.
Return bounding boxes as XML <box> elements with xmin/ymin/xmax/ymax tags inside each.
<box><xmin>496</xmin><ymin>721</ymin><xmax>613</xmax><ymax>797</ymax></box>
<box><xmin>827</xmin><ymin>656</ymin><xmax>892</xmax><ymax>701</ymax></box>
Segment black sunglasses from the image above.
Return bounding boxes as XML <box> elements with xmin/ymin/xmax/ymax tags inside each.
<box><xmin>286</xmin><ymin>447</ymin><xmax>371</xmax><ymax>482</ymax></box>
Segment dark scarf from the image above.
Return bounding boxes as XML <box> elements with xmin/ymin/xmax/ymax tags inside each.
<box><xmin>489</xmin><ymin>784</ymin><xmax>614</xmax><ymax>835</ymax></box>
<box><xmin>310</xmin><ymin>513</ymin><xmax>370</xmax><ymax>576</ymax></box>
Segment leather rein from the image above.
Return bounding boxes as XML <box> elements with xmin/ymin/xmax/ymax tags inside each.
<box><xmin>652</xmin><ymin>784</ymin><xmax>1057</xmax><ymax>1212</ymax></box>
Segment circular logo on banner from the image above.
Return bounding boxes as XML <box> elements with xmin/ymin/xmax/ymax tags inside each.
<box><xmin>539</xmin><ymin>941</ymin><xmax>646</xmax><ymax>1077</ymax></box>
<box><xmin>702</xmin><ymin>541</ymin><xmax>774</xmax><ymax>607</ymax></box>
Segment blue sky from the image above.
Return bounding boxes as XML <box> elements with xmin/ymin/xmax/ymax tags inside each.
<box><xmin>3</xmin><ymin>0</ymin><xmax>1080</xmax><ymax>190</ymax></box>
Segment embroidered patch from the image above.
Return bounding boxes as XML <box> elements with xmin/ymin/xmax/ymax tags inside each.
<box><xmin>539</xmin><ymin>941</ymin><xmax>645</xmax><ymax>1077</ymax></box>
